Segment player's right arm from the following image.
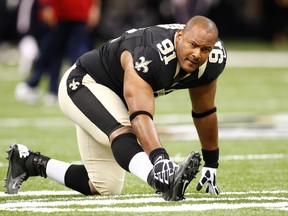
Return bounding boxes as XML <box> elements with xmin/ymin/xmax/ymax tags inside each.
<box><xmin>120</xmin><ymin>50</ymin><xmax>163</xmax><ymax>155</ymax></box>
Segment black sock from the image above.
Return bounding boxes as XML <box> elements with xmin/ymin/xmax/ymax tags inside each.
<box><xmin>64</xmin><ymin>164</ymin><xmax>92</xmax><ymax>195</ymax></box>
<box><xmin>149</xmin><ymin>148</ymin><xmax>169</xmax><ymax>165</ymax></box>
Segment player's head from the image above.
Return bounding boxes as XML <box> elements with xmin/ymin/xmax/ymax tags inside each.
<box><xmin>175</xmin><ymin>15</ymin><xmax>218</xmax><ymax>73</ymax></box>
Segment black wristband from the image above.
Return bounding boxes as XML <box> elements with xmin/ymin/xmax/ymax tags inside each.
<box><xmin>202</xmin><ymin>148</ymin><xmax>219</xmax><ymax>168</ymax></box>
<box><xmin>192</xmin><ymin>107</ymin><xmax>217</xmax><ymax>118</ymax></box>
<box><xmin>130</xmin><ymin>110</ymin><xmax>153</xmax><ymax>122</ymax></box>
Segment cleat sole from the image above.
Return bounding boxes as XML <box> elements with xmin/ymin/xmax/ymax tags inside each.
<box><xmin>163</xmin><ymin>151</ymin><xmax>201</xmax><ymax>201</ymax></box>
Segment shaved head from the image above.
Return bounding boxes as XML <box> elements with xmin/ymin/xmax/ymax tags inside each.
<box><xmin>184</xmin><ymin>15</ymin><xmax>218</xmax><ymax>42</ymax></box>
<box><xmin>175</xmin><ymin>15</ymin><xmax>219</xmax><ymax>73</ymax></box>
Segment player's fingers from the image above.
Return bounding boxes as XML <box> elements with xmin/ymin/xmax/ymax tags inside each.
<box><xmin>196</xmin><ymin>176</ymin><xmax>208</xmax><ymax>191</ymax></box>
<box><xmin>196</xmin><ymin>182</ymin><xmax>203</xmax><ymax>191</ymax></box>
<box><xmin>214</xmin><ymin>186</ymin><xmax>220</xmax><ymax>195</ymax></box>
<box><xmin>206</xmin><ymin>183</ymin><xmax>220</xmax><ymax>195</ymax></box>
<box><xmin>205</xmin><ymin>185</ymin><xmax>210</xmax><ymax>193</ymax></box>
<box><xmin>211</xmin><ymin>186</ymin><xmax>220</xmax><ymax>195</ymax></box>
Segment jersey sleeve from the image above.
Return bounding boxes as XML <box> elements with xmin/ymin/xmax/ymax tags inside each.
<box><xmin>131</xmin><ymin>46</ymin><xmax>162</xmax><ymax>85</ymax></box>
<box><xmin>205</xmin><ymin>39</ymin><xmax>227</xmax><ymax>80</ymax></box>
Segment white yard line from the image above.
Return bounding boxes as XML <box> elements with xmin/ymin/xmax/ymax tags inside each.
<box><xmin>1</xmin><ymin>202</ymin><xmax>288</xmax><ymax>213</ymax></box>
<box><xmin>0</xmin><ymin>190</ymin><xmax>287</xmax><ymax>213</ymax></box>
<box><xmin>1</xmin><ymin>190</ymin><xmax>287</xmax><ymax>197</ymax></box>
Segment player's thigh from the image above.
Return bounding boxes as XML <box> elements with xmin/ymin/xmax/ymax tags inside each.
<box><xmin>58</xmin><ymin>66</ymin><xmax>130</xmax><ymax>146</ymax></box>
<box><xmin>82</xmin><ymin>73</ymin><xmax>130</xmax><ymax>128</ymax></box>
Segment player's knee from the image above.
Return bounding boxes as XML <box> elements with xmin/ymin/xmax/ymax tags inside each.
<box><xmin>109</xmin><ymin>125</ymin><xmax>135</xmax><ymax>143</ymax></box>
<box><xmin>90</xmin><ymin>178</ymin><xmax>124</xmax><ymax>196</ymax></box>
<box><xmin>88</xmin><ymin>180</ymin><xmax>100</xmax><ymax>195</ymax></box>
<box><xmin>89</xmin><ymin>166</ymin><xmax>125</xmax><ymax>196</ymax></box>
<box><xmin>101</xmin><ymin>182</ymin><xmax>124</xmax><ymax>196</ymax></box>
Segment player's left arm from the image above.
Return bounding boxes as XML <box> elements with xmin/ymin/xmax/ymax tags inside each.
<box><xmin>189</xmin><ymin>79</ymin><xmax>218</xmax><ymax>151</ymax></box>
<box><xmin>189</xmin><ymin>79</ymin><xmax>220</xmax><ymax>195</ymax></box>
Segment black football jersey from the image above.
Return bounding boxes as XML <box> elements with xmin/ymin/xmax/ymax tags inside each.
<box><xmin>76</xmin><ymin>24</ymin><xmax>227</xmax><ymax>100</ymax></box>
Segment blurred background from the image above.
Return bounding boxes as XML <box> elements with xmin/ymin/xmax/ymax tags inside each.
<box><xmin>0</xmin><ymin>0</ymin><xmax>287</xmax><ymax>127</ymax></box>
<box><xmin>0</xmin><ymin>0</ymin><xmax>287</xmax><ymax>76</ymax></box>
<box><xmin>1</xmin><ymin>0</ymin><xmax>288</xmax><ymax>49</ymax></box>
<box><xmin>0</xmin><ymin>0</ymin><xmax>287</xmax><ymax>135</ymax></box>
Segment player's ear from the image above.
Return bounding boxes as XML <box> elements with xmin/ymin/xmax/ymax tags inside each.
<box><xmin>176</xmin><ymin>29</ymin><xmax>183</xmax><ymax>44</ymax></box>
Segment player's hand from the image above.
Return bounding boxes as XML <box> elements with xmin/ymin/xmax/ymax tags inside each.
<box><xmin>196</xmin><ymin>167</ymin><xmax>220</xmax><ymax>195</ymax></box>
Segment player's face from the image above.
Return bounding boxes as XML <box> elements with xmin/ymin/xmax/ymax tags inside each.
<box><xmin>176</xmin><ymin>25</ymin><xmax>216</xmax><ymax>73</ymax></box>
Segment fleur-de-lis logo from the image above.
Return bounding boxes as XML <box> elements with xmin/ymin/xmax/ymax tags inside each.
<box><xmin>135</xmin><ymin>56</ymin><xmax>152</xmax><ymax>73</ymax></box>
<box><xmin>69</xmin><ymin>78</ymin><xmax>80</xmax><ymax>90</ymax></box>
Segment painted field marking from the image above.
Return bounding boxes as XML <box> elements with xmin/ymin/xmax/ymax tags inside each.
<box><xmin>0</xmin><ymin>190</ymin><xmax>287</xmax><ymax>213</ymax></box>
<box><xmin>1</xmin><ymin>202</ymin><xmax>288</xmax><ymax>213</ymax></box>
<box><xmin>0</xmin><ymin>190</ymin><xmax>287</xmax><ymax>197</ymax></box>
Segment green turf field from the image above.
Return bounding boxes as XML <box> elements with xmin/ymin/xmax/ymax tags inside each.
<box><xmin>0</xmin><ymin>45</ymin><xmax>287</xmax><ymax>215</ymax></box>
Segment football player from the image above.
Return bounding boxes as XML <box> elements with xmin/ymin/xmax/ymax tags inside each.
<box><xmin>5</xmin><ymin>15</ymin><xmax>226</xmax><ymax>200</ymax></box>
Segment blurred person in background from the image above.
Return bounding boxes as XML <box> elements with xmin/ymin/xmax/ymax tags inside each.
<box><xmin>16</xmin><ymin>0</ymin><xmax>40</xmax><ymax>75</ymax></box>
<box><xmin>15</xmin><ymin>0</ymin><xmax>101</xmax><ymax>106</ymax></box>
<box><xmin>170</xmin><ymin>0</ymin><xmax>218</xmax><ymax>24</ymax></box>
<box><xmin>97</xmin><ymin>0</ymin><xmax>160</xmax><ymax>40</ymax></box>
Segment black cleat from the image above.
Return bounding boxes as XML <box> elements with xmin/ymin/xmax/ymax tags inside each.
<box><xmin>162</xmin><ymin>151</ymin><xmax>201</xmax><ymax>201</ymax></box>
<box><xmin>4</xmin><ymin>144</ymin><xmax>30</xmax><ymax>194</ymax></box>
<box><xmin>4</xmin><ymin>144</ymin><xmax>50</xmax><ymax>194</ymax></box>
<box><xmin>148</xmin><ymin>158</ymin><xmax>178</xmax><ymax>193</ymax></box>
